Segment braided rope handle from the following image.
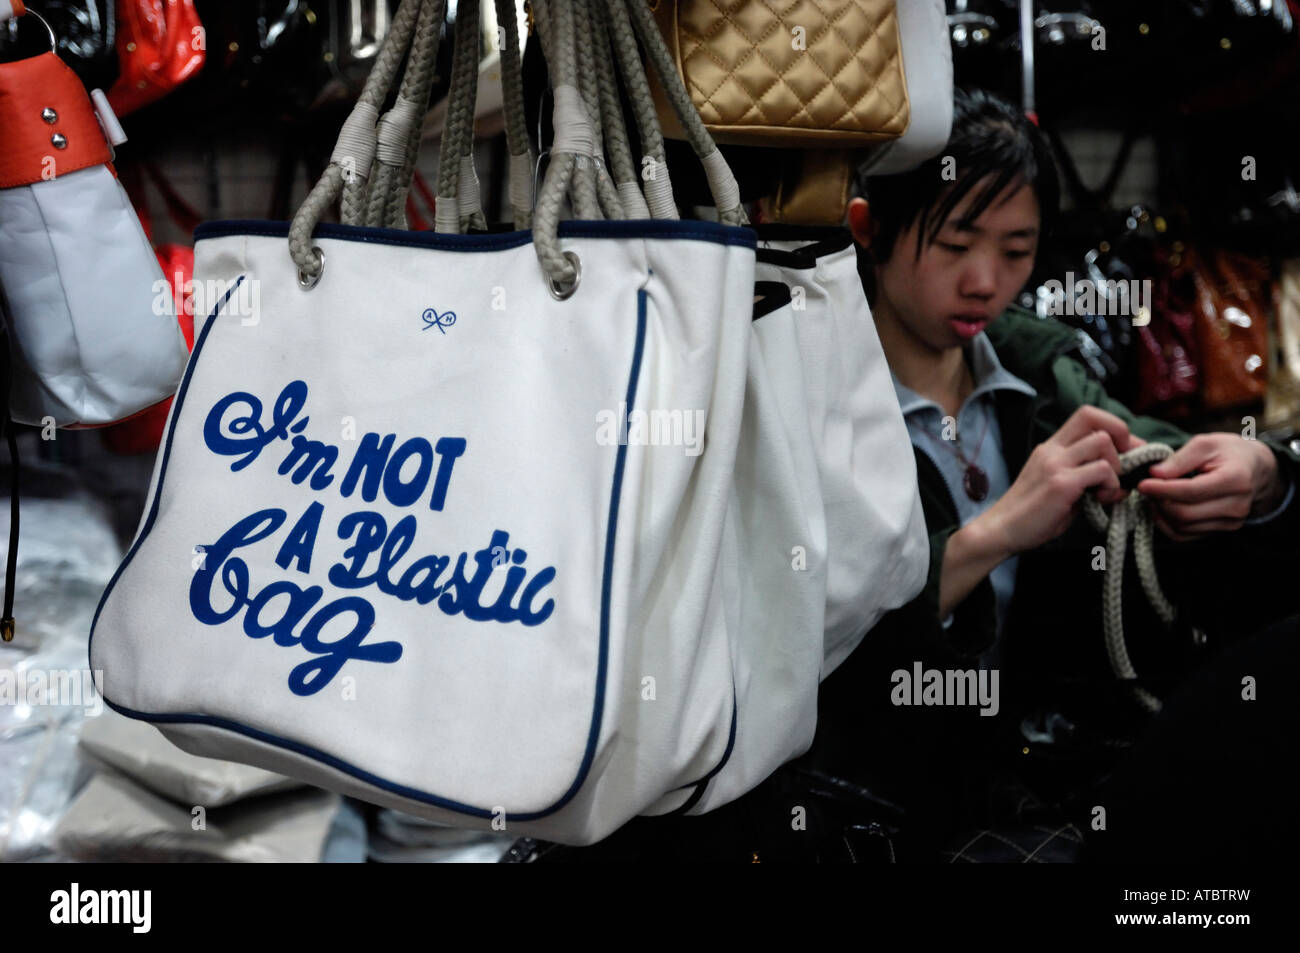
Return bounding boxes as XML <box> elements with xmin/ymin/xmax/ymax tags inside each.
<box><xmin>495</xmin><ymin>0</ymin><xmax>536</xmax><ymax>227</ymax></box>
<box><xmin>600</xmin><ymin>0</ymin><xmax>674</xmax><ymax>218</ymax></box>
<box><xmin>290</xmin><ymin>0</ymin><xmax>427</xmax><ymax>278</ymax></box>
<box><xmin>573</xmin><ymin>0</ymin><xmax>622</xmax><ymax>218</ymax></box>
<box><xmin>1082</xmin><ymin>442</ymin><xmax>1179</xmax><ymax>713</ymax></box>
<box><xmin>386</xmin><ymin>0</ymin><xmax>450</xmax><ymax>228</ymax></box>
<box><xmin>532</xmin><ymin>0</ymin><xmax>599</xmax><ymax>285</ymax></box>
<box><xmin>365</xmin><ymin>0</ymin><xmax>447</xmax><ymax>228</ymax></box>
<box><xmin>618</xmin><ymin>0</ymin><xmax>746</xmax><ymax>225</ymax></box>
<box><xmin>435</xmin><ymin>0</ymin><xmax>484</xmax><ymax>232</ymax></box>
<box><xmin>588</xmin><ymin>0</ymin><xmax>648</xmax><ymax>217</ymax></box>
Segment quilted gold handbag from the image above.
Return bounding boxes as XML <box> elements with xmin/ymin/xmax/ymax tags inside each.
<box><xmin>648</xmin><ymin>0</ymin><xmax>911</xmax><ymax>147</ymax></box>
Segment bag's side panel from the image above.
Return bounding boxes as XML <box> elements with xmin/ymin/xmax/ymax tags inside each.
<box><xmin>687</xmin><ymin>299</ymin><xmax>827</xmax><ymax>814</ymax></box>
<box><xmin>814</xmin><ymin>245</ymin><xmax>928</xmax><ymax>674</ymax></box>
<box><xmin>585</xmin><ymin>232</ymin><xmax>756</xmax><ymax>825</ymax></box>
<box><xmin>0</xmin><ymin>166</ymin><xmax>183</xmax><ymax>425</ymax></box>
<box><xmin>756</xmin><ymin>238</ymin><xmax>928</xmax><ymax>677</ymax></box>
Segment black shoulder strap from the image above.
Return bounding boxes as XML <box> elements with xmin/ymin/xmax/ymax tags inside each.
<box><xmin>0</xmin><ymin>311</ymin><xmax>19</xmax><ymax>643</ymax></box>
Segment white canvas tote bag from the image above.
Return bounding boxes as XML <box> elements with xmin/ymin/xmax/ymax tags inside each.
<box><xmin>755</xmin><ymin>226</ymin><xmax>930</xmax><ymax>677</ymax></box>
<box><xmin>583</xmin><ymin>0</ymin><xmax>833</xmax><ymax>816</ymax></box>
<box><xmin>676</xmin><ymin>283</ymin><xmax>828</xmax><ymax>815</ymax></box>
<box><xmin>90</xmin><ymin>0</ymin><xmax>759</xmax><ymax>845</ymax></box>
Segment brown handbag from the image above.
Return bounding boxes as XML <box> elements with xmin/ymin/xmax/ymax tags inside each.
<box><xmin>1190</xmin><ymin>248</ymin><xmax>1271</xmax><ymax>412</ymax></box>
<box><xmin>647</xmin><ymin>0</ymin><xmax>911</xmax><ymax>148</ymax></box>
<box><xmin>756</xmin><ymin>148</ymin><xmax>857</xmax><ymax>225</ymax></box>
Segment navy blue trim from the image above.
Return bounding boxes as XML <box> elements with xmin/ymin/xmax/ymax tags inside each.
<box><xmin>86</xmin><ymin>274</ymin><xmax>656</xmax><ymax>823</ymax></box>
<box><xmin>670</xmin><ymin>780</ymin><xmax>710</xmax><ymax>815</ymax></box>
<box><xmin>666</xmin><ymin>688</ymin><xmax>738</xmax><ymax>812</ymax></box>
<box><xmin>195</xmin><ymin>218</ymin><xmax>757</xmax><ymax>251</ymax></box>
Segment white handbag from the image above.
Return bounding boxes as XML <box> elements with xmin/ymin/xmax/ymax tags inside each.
<box><xmin>755</xmin><ymin>226</ymin><xmax>930</xmax><ymax>676</ymax></box>
<box><xmin>91</xmin><ymin>0</ymin><xmax>764</xmax><ymax>845</ymax></box>
<box><xmin>681</xmin><ymin>282</ymin><xmax>829</xmax><ymax>814</ymax></box>
<box><xmin>859</xmin><ymin>0</ymin><xmax>954</xmax><ymax>177</ymax></box>
<box><xmin>0</xmin><ymin>9</ymin><xmax>187</xmax><ymax>428</ymax></box>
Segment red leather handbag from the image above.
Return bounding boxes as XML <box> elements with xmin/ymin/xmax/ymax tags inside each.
<box><xmin>107</xmin><ymin>0</ymin><xmax>206</xmax><ymax>116</ymax></box>
<box><xmin>1135</xmin><ymin>244</ymin><xmax>1201</xmax><ymax>419</ymax></box>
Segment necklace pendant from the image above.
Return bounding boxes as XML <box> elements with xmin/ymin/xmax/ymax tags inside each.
<box><xmin>964</xmin><ymin>464</ymin><xmax>990</xmax><ymax>502</ymax></box>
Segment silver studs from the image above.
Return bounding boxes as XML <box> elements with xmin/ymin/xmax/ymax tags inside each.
<box><xmin>42</xmin><ymin>107</ymin><xmax>58</xmax><ymax>124</ymax></box>
<box><xmin>51</xmin><ymin>133</ymin><xmax>67</xmax><ymax>149</ymax></box>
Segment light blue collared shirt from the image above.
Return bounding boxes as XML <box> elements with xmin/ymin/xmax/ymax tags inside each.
<box><xmin>891</xmin><ymin>332</ymin><xmax>1033</xmax><ymax>652</ymax></box>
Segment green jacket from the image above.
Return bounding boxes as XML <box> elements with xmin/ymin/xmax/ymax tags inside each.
<box><xmin>808</xmin><ymin>305</ymin><xmax>1300</xmax><ymax>843</ymax></box>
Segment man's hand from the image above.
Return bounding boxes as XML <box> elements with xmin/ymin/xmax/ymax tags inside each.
<box><xmin>1136</xmin><ymin>434</ymin><xmax>1285</xmax><ymax>541</ymax></box>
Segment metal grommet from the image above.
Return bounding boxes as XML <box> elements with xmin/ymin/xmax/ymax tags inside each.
<box><xmin>51</xmin><ymin>133</ymin><xmax>67</xmax><ymax>149</ymax></box>
<box><xmin>42</xmin><ymin>107</ymin><xmax>57</xmax><ymax>124</ymax></box>
<box><xmin>547</xmin><ymin>251</ymin><xmax>581</xmax><ymax>301</ymax></box>
<box><xmin>297</xmin><ymin>246</ymin><xmax>325</xmax><ymax>291</ymax></box>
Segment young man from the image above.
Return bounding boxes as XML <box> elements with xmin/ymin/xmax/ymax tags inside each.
<box><xmin>810</xmin><ymin>88</ymin><xmax>1300</xmax><ymax>859</ymax></box>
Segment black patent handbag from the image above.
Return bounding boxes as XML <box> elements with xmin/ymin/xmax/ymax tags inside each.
<box><xmin>0</xmin><ymin>1</ymin><xmax>117</xmax><ymax>89</ymax></box>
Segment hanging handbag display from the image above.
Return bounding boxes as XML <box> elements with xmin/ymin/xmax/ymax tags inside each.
<box><xmin>755</xmin><ymin>0</ymin><xmax>954</xmax><ymax>225</ymax></box>
<box><xmin>1134</xmin><ymin>243</ymin><xmax>1201</xmax><ymax>419</ymax></box>
<box><xmin>647</xmin><ymin>0</ymin><xmax>911</xmax><ymax>148</ymax></box>
<box><xmin>192</xmin><ymin>0</ymin><xmax>327</xmax><ymax>117</ymax></box>
<box><xmin>90</xmin><ymin>0</ymin><xmax>769</xmax><ymax>845</ymax></box>
<box><xmin>0</xmin><ymin>5</ymin><xmax>189</xmax><ymax>428</ymax></box>
<box><xmin>0</xmin><ymin>1</ymin><xmax>118</xmax><ymax>90</ymax></box>
<box><xmin>105</xmin><ymin>0</ymin><xmax>205</xmax><ymax>116</ymax></box>
<box><xmin>1191</xmin><ymin>247</ymin><xmax>1271</xmax><ymax>412</ymax></box>
<box><xmin>857</xmin><ymin>0</ymin><xmax>951</xmax><ymax>176</ymax></box>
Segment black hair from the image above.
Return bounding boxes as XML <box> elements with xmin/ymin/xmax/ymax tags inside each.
<box><xmin>856</xmin><ymin>88</ymin><xmax>1060</xmax><ymax>265</ymax></box>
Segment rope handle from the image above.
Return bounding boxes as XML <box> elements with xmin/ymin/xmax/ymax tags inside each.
<box><xmin>496</xmin><ymin>0</ymin><xmax>536</xmax><ymax>227</ymax></box>
<box><xmin>289</xmin><ymin>0</ymin><xmax>427</xmax><ymax>281</ymax></box>
<box><xmin>436</xmin><ymin>0</ymin><xmax>487</xmax><ymax>232</ymax></box>
<box><xmin>531</xmin><ymin>0</ymin><xmax>600</xmax><ymax>288</ymax></box>
<box><xmin>617</xmin><ymin>0</ymin><xmax>746</xmax><ymax>225</ymax></box>
<box><xmin>365</xmin><ymin>0</ymin><xmax>448</xmax><ymax>229</ymax></box>
<box><xmin>573</xmin><ymin>0</ymin><xmax>623</xmax><ymax>218</ymax></box>
<box><xmin>1082</xmin><ymin>442</ymin><xmax>1195</xmax><ymax>714</ymax></box>
<box><xmin>600</xmin><ymin>0</ymin><xmax>675</xmax><ymax>218</ymax></box>
<box><xmin>588</xmin><ymin>0</ymin><xmax>649</xmax><ymax>218</ymax></box>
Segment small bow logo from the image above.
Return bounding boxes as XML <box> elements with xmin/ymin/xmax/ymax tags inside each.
<box><xmin>422</xmin><ymin>308</ymin><xmax>457</xmax><ymax>334</ymax></box>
